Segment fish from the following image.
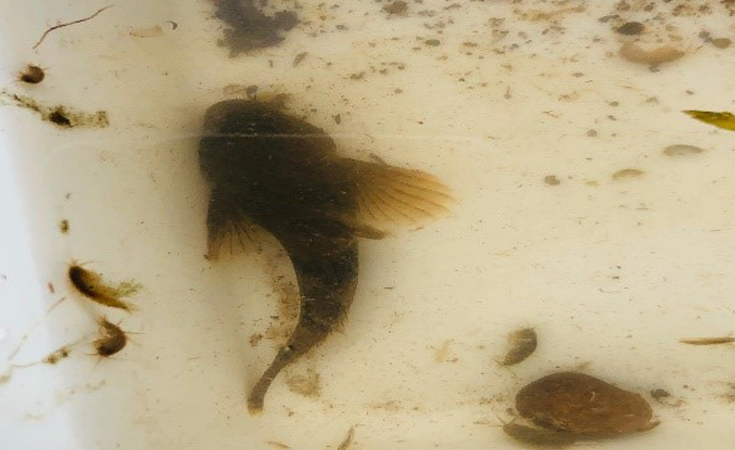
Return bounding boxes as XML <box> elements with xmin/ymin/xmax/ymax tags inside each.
<box><xmin>198</xmin><ymin>99</ymin><xmax>452</xmax><ymax>413</ymax></box>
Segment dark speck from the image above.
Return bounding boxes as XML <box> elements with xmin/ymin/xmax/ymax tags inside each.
<box><xmin>424</xmin><ymin>39</ymin><xmax>441</xmax><ymax>47</ymax></box>
<box><xmin>616</xmin><ymin>22</ymin><xmax>645</xmax><ymax>36</ymax></box>
<box><xmin>383</xmin><ymin>1</ymin><xmax>408</xmax><ymax>16</ymax></box>
<box><xmin>49</xmin><ymin>109</ymin><xmax>72</xmax><ymax>127</ymax></box>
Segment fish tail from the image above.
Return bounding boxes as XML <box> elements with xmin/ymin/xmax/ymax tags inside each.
<box><xmin>248</xmin><ymin>228</ymin><xmax>358</xmax><ymax>413</ymax></box>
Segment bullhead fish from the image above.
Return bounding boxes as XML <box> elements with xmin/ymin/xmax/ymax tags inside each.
<box><xmin>199</xmin><ymin>99</ymin><xmax>452</xmax><ymax>413</ymax></box>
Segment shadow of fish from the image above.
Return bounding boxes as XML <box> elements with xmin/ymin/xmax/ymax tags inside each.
<box><xmin>199</xmin><ymin>99</ymin><xmax>452</xmax><ymax>413</ymax></box>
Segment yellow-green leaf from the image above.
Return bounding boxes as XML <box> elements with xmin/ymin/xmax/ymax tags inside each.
<box><xmin>683</xmin><ymin>110</ymin><xmax>735</xmax><ymax>131</ymax></box>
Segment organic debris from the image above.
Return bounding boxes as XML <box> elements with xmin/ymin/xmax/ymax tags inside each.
<box><xmin>619</xmin><ymin>42</ymin><xmax>684</xmax><ymax>68</ymax></box>
<box><xmin>1</xmin><ymin>91</ymin><xmax>109</xmax><ymax>128</ymax></box>
<box><xmin>679</xmin><ymin>336</ymin><xmax>734</xmax><ymax>346</ymax></box>
<box><xmin>683</xmin><ymin>110</ymin><xmax>735</xmax><ymax>131</ymax></box>
<box><xmin>33</xmin><ymin>5</ymin><xmax>114</xmax><ymax>49</ymax></box>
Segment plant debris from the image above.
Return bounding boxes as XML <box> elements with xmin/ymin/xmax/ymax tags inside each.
<box><xmin>515</xmin><ymin>372</ymin><xmax>658</xmax><ymax>438</ymax></box>
<box><xmin>612</xmin><ymin>168</ymin><xmax>644</xmax><ymax>180</ymax></box>
<box><xmin>292</xmin><ymin>52</ymin><xmax>308</xmax><ymax>67</ymax></box>
<box><xmin>42</xmin><ymin>345</ymin><xmax>73</xmax><ymax>364</ymax></box>
<box><xmin>130</xmin><ymin>25</ymin><xmax>164</xmax><ymax>38</ymax></box>
<box><xmin>500</xmin><ymin>327</ymin><xmax>538</xmax><ymax>366</ymax></box>
<box><xmin>679</xmin><ymin>336</ymin><xmax>734</xmax><ymax>346</ymax></box>
<box><xmin>337</xmin><ymin>427</ymin><xmax>356</xmax><ymax>450</ymax></box>
<box><xmin>1</xmin><ymin>340</ymin><xmax>78</xmax><ymax>384</ymax></box>
<box><xmin>663</xmin><ymin>144</ymin><xmax>705</xmax><ymax>156</ymax></box>
<box><xmin>683</xmin><ymin>110</ymin><xmax>735</xmax><ymax>131</ymax></box>
<box><xmin>1</xmin><ymin>91</ymin><xmax>109</xmax><ymax>129</ymax></box>
<box><xmin>619</xmin><ymin>42</ymin><xmax>684</xmax><ymax>68</ymax></box>
<box><xmin>33</xmin><ymin>5</ymin><xmax>114</xmax><ymax>50</ymax></box>
<box><xmin>6</xmin><ymin>297</ymin><xmax>67</xmax><ymax>361</ymax></box>
<box><xmin>68</xmin><ymin>264</ymin><xmax>140</xmax><ymax>311</ymax></box>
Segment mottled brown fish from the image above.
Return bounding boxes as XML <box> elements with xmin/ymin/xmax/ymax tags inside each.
<box><xmin>199</xmin><ymin>99</ymin><xmax>452</xmax><ymax>413</ymax></box>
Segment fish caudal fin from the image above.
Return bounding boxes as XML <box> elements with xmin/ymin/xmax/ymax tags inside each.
<box><xmin>346</xmin><ymin>159</ymin><xmax>453</xmax><ymax>231</ymax></box>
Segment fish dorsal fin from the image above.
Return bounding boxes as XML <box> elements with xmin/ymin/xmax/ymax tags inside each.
<box><xmin>346</xmin><ymin>159</ymin><xmax>453</xmax><ymax>232</ymax></box>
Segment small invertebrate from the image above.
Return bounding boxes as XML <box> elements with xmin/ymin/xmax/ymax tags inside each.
<box><xmin>18</xmin><ymin>65</ymin><xmax>45</xmax><ymax>84</ymax></box>
<box><xmin>94</xmin><ymin>317</ymin><xmax>127</xmax><ymax>357</ymax></box>
<box><xmin>500</xmin><ymin>327</ymin><xmax>538</xmax><ymax>366</ymax></box>
<box><xmin>68</xmin><ymin>264</ymin><xmax>139</xmax><ymax>311</ymax></box>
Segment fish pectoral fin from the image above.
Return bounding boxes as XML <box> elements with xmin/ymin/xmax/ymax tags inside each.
<box><xmin>346</xmin><ymin>158</ymin><xmax>453</xmax><ymax>229</ymax></box>
<box><xmin>206</xmin><ymin>196</ymin><xmax>260</xmax><ymax>260</ymax></box>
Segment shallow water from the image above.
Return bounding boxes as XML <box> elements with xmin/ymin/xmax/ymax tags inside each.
<box><xmin>1</xmin><ymin>1</ymin><xmax>734</xmax><ymax>449</ymax></box>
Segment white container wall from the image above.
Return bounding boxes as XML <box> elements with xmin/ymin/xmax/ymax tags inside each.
<box><xmin>1</xmin><ymin>1</ymin><xmax>734</xmax><ymax>449</ymax></box>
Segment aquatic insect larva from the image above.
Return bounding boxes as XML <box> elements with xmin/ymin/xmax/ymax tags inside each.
<box><xmin>94</xmin><ymin>317</ymin><xmax>128</xmax><ymax>357</ymax></box>
<box><xmin>68</xmin><ymin>264</ymin><xmax>139</xmax><ymax>311</ymax></box>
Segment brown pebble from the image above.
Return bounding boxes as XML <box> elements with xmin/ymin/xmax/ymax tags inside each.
<box><xmin>616</xmin><ymin>22</ymin><xmax>644</xmax><ymax>35</ymax></box>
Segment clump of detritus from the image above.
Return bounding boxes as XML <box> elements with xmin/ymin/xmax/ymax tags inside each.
<box><xmin>94</xmin><ymin>317</ymin><xmax>128</xmax><ymax>357</ymax></box>
<box><xmin>18</xmin><ymin>65</ymin><xmax>45</xmax><ymax>84</ymax></box>
<box><xmin>499</xmin><ymin>327</ymin><xmax>538</xmax><ymax>366</ymax></box>
<box><xmin>42</xmin><ymin>345</ymin><xmax>73</xmax><ymax>364</ymax></box>
<box><xmin>68</xmin><ymin>263</ymin><xmax>140</xmax><ymax>312</ymax></box>
<box><xmin>0</xmin><ymin>91</ymin><xmax>109</xmax><ymax>128</ymax></box>
<box><xmin>1</xmin><ymin>341</ymin><xmax>77</xmax><ymax>384</ymax></box>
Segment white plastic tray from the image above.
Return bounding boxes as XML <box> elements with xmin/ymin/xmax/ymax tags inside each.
<box><xmin>1</xmin><ymin>1</ymin><xmax>734</xmax><ymax>449</ymax></box>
